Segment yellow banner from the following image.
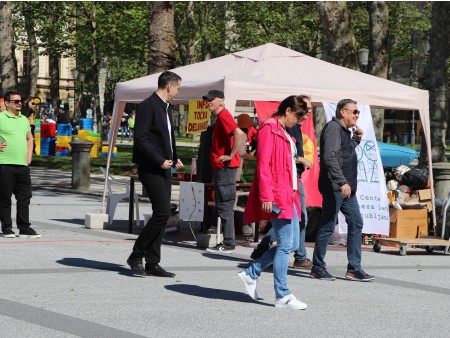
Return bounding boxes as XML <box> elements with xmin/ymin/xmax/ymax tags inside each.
<box><xmin>187</xmin><ymin>100</ymin><xmax>211</xmax><ymax>134</ymax></box>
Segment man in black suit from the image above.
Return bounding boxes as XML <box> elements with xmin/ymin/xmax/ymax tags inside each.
<box><xmin>126</xmin><ymin>71</ymin><xmax>183</xmax><ymax>277</ymax></box>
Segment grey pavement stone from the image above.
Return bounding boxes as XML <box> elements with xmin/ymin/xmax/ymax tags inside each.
<box><xmin>0</xmin><ymin>168</ymin><xmax>449</xmax><ymax>337</ymax></box>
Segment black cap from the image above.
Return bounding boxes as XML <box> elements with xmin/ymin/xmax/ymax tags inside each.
<box><xmin>202</xmin><ymin>90</ymin><xmax>224</xmax><ymax>100</ymax></box>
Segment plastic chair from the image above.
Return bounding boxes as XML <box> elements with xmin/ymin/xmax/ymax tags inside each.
<box><xmin>101</xmin><ymin>167</ymin><xmax>140</xmax><ymax>225</ymax></box>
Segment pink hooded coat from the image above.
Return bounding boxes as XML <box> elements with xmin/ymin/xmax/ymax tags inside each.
<box><xmin>243</xmin><ymin>117</ymin><xmax>301</xmax><ymax>224</ymax></box>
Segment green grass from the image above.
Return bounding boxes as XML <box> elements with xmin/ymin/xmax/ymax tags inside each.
<box><xmin>31</xmin><ymin>143</ymin><xmax>256</xmax><ymax>181</ymax></box>
<box><xmin>175</xmin><ymin>136</ymin><xmax>199</xmax><ymax>143</ymax></box>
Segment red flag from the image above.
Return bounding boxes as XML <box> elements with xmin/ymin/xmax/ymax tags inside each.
<box><xmin>253</xmin><ymin>101</ymin><xmax>279</xmax><ymax>123</ymax></box>
<box><xmin>254</xmin><ymin>101</ymin><xmax>322</xmax><ymax>207</ymax></box>
<box><xmin>300</xmin><ymin>112</ymin><xmax>322</xmax><ymax>207</ymax></box>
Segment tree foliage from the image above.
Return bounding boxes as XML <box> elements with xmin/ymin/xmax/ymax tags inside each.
<box><xmin>3</xmin><ymin>0</ymin><xmax>442</xmax><ymax>120</ymax></box>
<box><xmin>227</xmin><ymin>1</ymin><xmax>322</xmax><ymax>56</ymax></box>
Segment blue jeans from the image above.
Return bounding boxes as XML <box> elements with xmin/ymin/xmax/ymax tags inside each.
<box><xmin>257</xmin><ymin>181</ymin><xmax>308</xmax><ymax>260</ymax></box>
<box><xmin>244</xmin><ymin>206</ymin><xmax>299</xmax><ymax>299</ymax></box>
<box><xmin>213</xmin><ymin>167</ymin><xmax>237</xmax><ymax>246</ymax></box>
<box><xmin>312</xmin><ymin>192</ymin><xmax>363</xmax><ymax>272</ymax></box>
<box><xmin>120</xmin><ymin>126</ymin><xmax>127</xmax><ymax>142</ymax></box>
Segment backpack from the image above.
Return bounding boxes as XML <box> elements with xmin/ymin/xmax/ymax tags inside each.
<box><xmin>401</xmin><ymin>168</ymin><xmax>429</xmax><ymax>190</ymax></box>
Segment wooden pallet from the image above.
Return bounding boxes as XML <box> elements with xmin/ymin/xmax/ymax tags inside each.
<box><xmin>373</xmin><ymin>237</ymin><xmax>450</xmax><ymax>256</ymax></box>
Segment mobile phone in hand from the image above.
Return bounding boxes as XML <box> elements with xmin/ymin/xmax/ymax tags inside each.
<box><xmin>271</xmin><ymin>203</ymin><xmax>281</xmax><ymax>216</ymax></box>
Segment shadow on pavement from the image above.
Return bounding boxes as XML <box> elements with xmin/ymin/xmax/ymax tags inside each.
<box><xmin>51</xmin><ymin>218</ymin><xmax>85</xmax><ymax>226</ymax></box>
<box><xmin>56</xmin><ymin>257</ymin><xmax>144</xmax><ymax>278</ymax></box>
<box><xmin>165</xmin><ymin>284</ymin><xmax>273</xmax><ymax>307</ymax></box>
<box><xmin>202</xmin><ymin>252</ymin><xmax>252</xmax><ymax>264</ymax></box>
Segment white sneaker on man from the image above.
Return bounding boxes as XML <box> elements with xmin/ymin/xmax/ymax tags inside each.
<box><xmin>275</xmin><ymin>294</ymin><xmax>307</xmax><ymax>310</ymax></box>
<box><xmin>237</xmin><ymin>271</ymin><xmax>259</xmax><ymax>300</ymax></box>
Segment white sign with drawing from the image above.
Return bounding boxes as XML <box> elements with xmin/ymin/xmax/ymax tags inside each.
<box><xmin>179</xmin><ymin>182</ymin><xmax>205</xmax><ymax>222</ymax></box>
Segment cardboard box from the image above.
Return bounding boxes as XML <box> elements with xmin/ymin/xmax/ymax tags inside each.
<box><xmin>393</xmin><ymin>189</ymin><xmax>432</xmax><ymax>210</ymax></box>
<box><xmin>389</xmin><ymin>207</ymin><xmax>428</xmax><ymax>238</ymax></box>
<box><xmin>417</xmin><ymin>189</ymin><xmax>432</xmax><ymax>210</ymax></box>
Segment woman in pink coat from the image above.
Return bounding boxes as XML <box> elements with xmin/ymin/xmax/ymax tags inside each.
<box><xmin>238</xmin><ymin>95</ymin><xmax>307</xmax><ymax>310</ymax></box>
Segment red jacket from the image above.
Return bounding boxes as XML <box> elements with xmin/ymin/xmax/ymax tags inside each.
<box><xmin>244</xmin><ymin>117</ymin><xmax>301</xmax><ymax>224</ymax></box>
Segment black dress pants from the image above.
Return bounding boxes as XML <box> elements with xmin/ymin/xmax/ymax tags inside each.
<box><xmin>0</xmin><ymin>164</ymin><xmax>32</xmax><ymax>231</ymax></box>
<box><xmin>130</xmin><ymin>167</ymin><xmax>171</xmax><ymax>265</ymax></box>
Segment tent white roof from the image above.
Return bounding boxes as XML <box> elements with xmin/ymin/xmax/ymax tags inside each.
<box><xmin>114</xmin><ymin>42</ymin><xmax>429</xmax><ymax>112</ymax></box>
<box><xmin>106</xmin><ymin>43</ymin><xmax>433</xmax><ymax>222</ymax></box>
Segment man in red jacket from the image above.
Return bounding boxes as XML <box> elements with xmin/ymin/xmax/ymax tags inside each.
<box><xmin>204</xmin><ymin>90</ymin><xmax>244</xmax><ymax>253</ymax></box>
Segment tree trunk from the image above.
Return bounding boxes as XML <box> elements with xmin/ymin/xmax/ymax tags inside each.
<box><xmin>148</xmin><ymin>1</ymin><xmax>176</xmax><ymax>74</ymax></box>
<box><xmin>49</xmin><ymin>51</ymin><xmax>60</xmax><ymax>109</ymax></box>
<box><xmin>367</xmin><ymin>2</ymin><xmax>389</xmax><ymax>78</ymax></box>
<box><xmin>177</xmin><ymin>1</ymin><xmax>198</xmax><ymax>65</ymax></box>
<box><xmin>199</xmin><ymin>6</ymin><xmax>212</xmax><ymax>61</ymax></box>
<box><xmin>182</xmin><ymin>1</ymin><xmax>197</xmax><ymax>65</ymax></box>
<box><xmin>316</xmin><ymin>1</ymin><xmax>358</xmax><ymax>70</ymax></box>
<box><xmin>0</xmin><ymin>1</ymin><xmax>18</xmax><ymax>95</ymax></box>
<box><xmin>97</xmin><ymin>57</ymin><xmax>107</xmax><ymax>133</ymax></box>
<box><xmin>23</xmin><ymin>1</ymin><xmax>39</xmax><ymax>97</ymax></box>
<box><xmin>423</xmin><ymin>1</ymin><xmax>450</xmax><ymax>164</ymax></box>
<box><xmin>367</xmin><ymin>1</ymin><xmax>389</xmax><ymax>141</ymax></box>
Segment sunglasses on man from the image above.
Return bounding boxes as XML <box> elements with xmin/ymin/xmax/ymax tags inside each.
<box><xmin>7</xmin><ymin>100</ymin><xmax>22</xmax><ymax>104</ymax></box>
<box><xmin>343</xmin><ymin>108</ymin><xmax>360</xmax><ymax>115</ymax></box>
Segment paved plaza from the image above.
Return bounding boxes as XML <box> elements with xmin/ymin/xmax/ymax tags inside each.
<box><xmin>1</xmin><ymin>167</ymin><xmax>450</xmax><ymax>337</ymax></box>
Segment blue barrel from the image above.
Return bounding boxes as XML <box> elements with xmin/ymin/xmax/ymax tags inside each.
<box><xmin>80</xmin><ymin>118</ymin><xmax>94</xmax><ymax>130</ymax></box>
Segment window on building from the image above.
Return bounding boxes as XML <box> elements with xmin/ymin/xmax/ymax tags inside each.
<box><xmin>23</xmin><ymin>49</ymin><xmax>31</xmax><ymax>76</ymax></box>
<box><xmin>47</xmin><ymin>56</ymin><xmax>61</xmax><ymax>78</ymax></box>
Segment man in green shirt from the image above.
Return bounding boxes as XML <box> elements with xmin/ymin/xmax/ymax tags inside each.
<box><xmin>0</xmin><ymin>91</ymin><xmax>40</xmax><ymax>238</ymax></box>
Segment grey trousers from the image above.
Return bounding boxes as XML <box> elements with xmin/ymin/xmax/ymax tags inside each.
<box><xmin>213</xmin><ymin>167</ymin><xmax>237</xmax><ymax>246</ymax></box>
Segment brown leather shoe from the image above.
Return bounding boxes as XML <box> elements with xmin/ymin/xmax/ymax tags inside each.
<box><xmin>292</xmin><ymin>258</ymin><xmax>312</xmax><ymax>269</ymax></box>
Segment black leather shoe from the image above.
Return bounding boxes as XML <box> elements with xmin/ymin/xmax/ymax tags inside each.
<box><xmin>145</xmin><ymin>264</ymin><xmax>175</xmax><ymax>277</ymax></box>
<box><xmin>127</xmin><ymin>257</ymin><xmax>145</xmax><ymax>275</ymax></box>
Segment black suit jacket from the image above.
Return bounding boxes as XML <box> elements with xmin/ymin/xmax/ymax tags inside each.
<box><xmin>132</xmin><ymin>92</ymin><xmax>178</xmax><ymax>172</ymax></box>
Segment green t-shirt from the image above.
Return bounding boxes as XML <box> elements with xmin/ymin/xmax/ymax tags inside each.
<box><xmin>0</xmin><ymin>111</ymin><xmax>31</xmax><ymax>165</ymax></box>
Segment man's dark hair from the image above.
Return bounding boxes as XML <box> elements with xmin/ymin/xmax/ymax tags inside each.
<box><xmin>4</xmin><ymin>91</ymin><xmax>21</xmax><ymax>102</ymax></box>
<box><xmin>273</xmin><ymin>95</ymin><xmax>307</xmax><ymax>117</ymax></box>
<box><xmin>336</xmin><ymin>99</ymin><xmax>357</xmax><ymax>117</ymax></box>
<box><xmin>158</xmin><ymin>71</ymin><xmax>182</xmax><ymax>89</ymax></box>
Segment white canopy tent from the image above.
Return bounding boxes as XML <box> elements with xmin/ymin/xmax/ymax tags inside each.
<box><xmin>105</xmin><ymin>43</ymin><xmax>434</xmax><ymax>223</ymax></box>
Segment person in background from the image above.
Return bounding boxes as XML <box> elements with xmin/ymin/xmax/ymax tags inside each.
<box><xmin>126</xmin><ymin>71</ymin><xmax>183</xmax><ymax>277</ymax></box>
<box><xmin>102</xmin><ymin>112</ymin><xmax>111</xmax><ymax>142</ymax></box>
<box><xmin>235</xmin><ymin>113</ymin><xmax>256</xmax><ymax>239</ymax></box>
<box><xmin>311</xmin><ymin>99</ymin><xmax>375</xmax><ymax>282</ymax></box>
<box><xmin>128</xmin><ymin>110</ymin><xmax>136</xmax><ymax>142</ymax></box>
<box><xmin>236</xmin><ymin>113</ymin><xmax>256</xmax><ymax>182</ymax></box>
<box><xmin>237</xmin><ymin>95</ymin><xmax>308</xmax><ymax>310</ymax></box>
<box><xmin>47</xmin><ymin>108</ymin><xmax>56</xmax><ymax>123</ymax></box>
<box><xmin>57</xmin><ymin>106</ymin><xmax>69</xmax><ymax>124</ymax></box>
<box><xmin>120</xmin><ymin>112</ymin><xmax>128</xmax><ymax>143</ymax></box>
<box><xmin>27</xmin><ymin>107</ymin><xmax>37</xmax><ymax>154</ymax></box>
<box><xmin>203</xmin><ymin>90</ymin><xmax>244</xmax><ymax>254</ymax></box>
<box><xmin>0</xmin><ymin>91</ymin><xmax>40</xmax><ymax>239</ymax></box>
<box><xmin>250</xmin><ymin>95</ymin><xmax>313</xmax><ymax>270</ymax></box>
<box><xmin>0</xmin><ymin>98</ymin><xmax>5</xmax><ymax>112</ymax></box>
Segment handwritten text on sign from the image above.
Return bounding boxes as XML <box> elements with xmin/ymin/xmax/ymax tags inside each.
<box><xmin>187</xmin><ymin>100</ymin><xmax>211</xmax><ymax>134</ymax></box>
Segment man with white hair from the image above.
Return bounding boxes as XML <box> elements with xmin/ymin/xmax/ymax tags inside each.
<box><xmin>203</xmin><ymin>90</ymin><xmax>244</xmax><ymax>253</ymax></box>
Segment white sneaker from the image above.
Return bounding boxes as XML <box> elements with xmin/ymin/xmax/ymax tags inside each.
<box><xmin>238</xmin><ymin>271</ymin><xmax>259</xmax><ymax>300</ymax></box>
<box><xmin>275</xmin><ymin>294</ymin><xmax>307</xmax><ymax>310</ymax></box>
